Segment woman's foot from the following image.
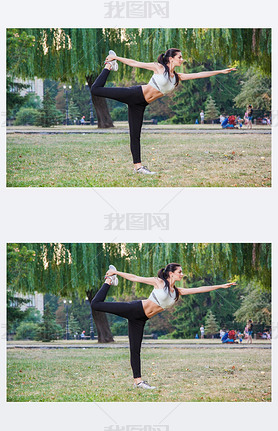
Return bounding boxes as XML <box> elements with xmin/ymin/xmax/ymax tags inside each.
<box><xmin>105</xmin><ymin>50</ymin><xmax>118</xmax><ymax>71</ymax></box>
<box><xmin>105</xmin><ymin>264</ymin><xmax>119</xmax><ymax>286</ymax></box>
<box><xmin>134</xmin><ymin>381</ymin><xmax>156</xmax><ymax>390</ymax></box>
<box><xmin>133</xmin><ymin>166</ymin><xmax>156</xmax><ymax>175</ymax></box>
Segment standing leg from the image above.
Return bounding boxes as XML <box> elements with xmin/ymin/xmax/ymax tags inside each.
<box><xmin>128</xmin><ymin>103</ymin><xmax>147</xmax><ymax>165</ymax></box>
<box><xmin>128</xmin><ymin>318</ymin><xmax>146</xmax><ymax>379</ymax></box>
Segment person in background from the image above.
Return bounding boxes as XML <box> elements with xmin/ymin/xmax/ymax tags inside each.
<box><xmin>200</xmin><ymin>324</ymin><xmax>205</xmax><ymax>339</ymax></box>
<box><xmin>247</xmin><ymin>319</ymin><xmax>253</xmax><ymax>344</ymax></box>
<box><xmin>247</xmin><ymin>104</ymin><xmax>253</xmax><ymax>129</ymax></box>
<box><xmin>200</xmin><ymin>110</ymin><xmax>205</xmax><ymax>124</ymax></box>
<box><xmin>220</xmin><ymin>114</ymin><xmax>225</xmax><ymax>125</ymax></box>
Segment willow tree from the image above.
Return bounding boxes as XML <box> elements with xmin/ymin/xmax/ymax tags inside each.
<box><xmin>7</xmin><ymin>28</ymin><xmax>271</xmax><ymax>127</ymax></box>
<box><xmin>8</xmin><ymin>243</ymin><xmax>271</xmax><ymax>342</ymax></box>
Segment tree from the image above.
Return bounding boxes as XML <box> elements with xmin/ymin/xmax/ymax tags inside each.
<box><xmin>36</xmin><ymin>303</ymin><xmax>63</xmax><ymax>342</ymax></box>
<box><xmin>36</xmin><ymin>91</ymin><xmax>63</xmax><ymax>127</ymax></box>
<box><xmin>68</xmin><ymin>100</ymin><xmax>81</xmax><ymax>123</ymax></box>
<box><xmin>205</xmin><ymin>310</ymin><xmax>219</xmax><ymax>337</ymax></box>
<box><xmin>7</xmin><ymin>291</ymin><xmax>30</xmax><ymax>335</ymax></box>
<box><xmin>234</xmin><ymin>67</ymin><xmax>271</xmax><ymax>112</ymax></box>
<box><xmin>234</xmin><ymin>283</ymin><xmax>271</xmax><ymax>327</ymax></box>
<box><xmin>204</xmin><ymin>96</ymin><xmax>219</xmax><ymax>123</ymax></box>
<box><xmin>68</xmin><ymin>314</ymin><xmax>82</xmax><ymax>337</ymax></box>
<box><xmin>7</xmin><ymin>29</ymin><xmax>271</xmax><ymax>128</ymax></box>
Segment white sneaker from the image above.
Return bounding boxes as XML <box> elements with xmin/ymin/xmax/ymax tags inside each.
<box><xmin>133</xmin><ymin>166</ymin><xmax>156</xmax><ymax>175</ymax></box>
<box><xmin>105</xmin><ymin>264</ymin><xmax>118</xmax><ymax>286</ymax></box>
<box><xmin>134</xmin><ymin>381</ymin><xmax>156</xmax><ymax>390</ymax></box>
<box><xmin>107</xmin><ymin>50</ymin><xmax>118</xmax><ymax>71</ymax></box>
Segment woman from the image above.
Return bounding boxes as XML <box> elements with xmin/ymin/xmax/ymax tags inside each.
<box><xmin>91</xmin><ymin>48</ymin><xmax>236</xmax><ymax>174</ymax></box>
<box><xmin>91</xmin><ymin>263</ymin><xmax>236</xmax><ymax>389</ymax></box>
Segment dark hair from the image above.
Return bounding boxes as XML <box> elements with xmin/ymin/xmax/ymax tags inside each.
<box><xmin>157</xmin><ymin>262</ymin><xmax>181</xmax><ymax>301</ymax></box>
<box><xmin>157</xmin><ymin>48</ymin><xmax>181</xmax><ymax>87</ymax></box>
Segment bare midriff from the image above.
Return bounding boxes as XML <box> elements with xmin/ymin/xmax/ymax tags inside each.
<box><xmin>141</xmin><ymin>84</ymin><xmax>163</xmax><ymax>104</ymax></box>
<box><xmin>142</xmin><ymin>298</ymin><xmax>164</xmax><ymax>318</ymax></box>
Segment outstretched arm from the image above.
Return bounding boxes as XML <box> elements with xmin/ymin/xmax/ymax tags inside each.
<box><xmin>177</xmin><ymin>282</ymin><xmax>236</xmax><ymax>295</ymax></box>
<box><xmin>178</xmin><ymin>68</ymin><xmax>236</xmax><ymax>81</ymax></box>
<box><xmin>106</xmin><ymin>268</ymin><xmax>160</xmax><ymax>287</ymax></box>
<box><xmin>105</xmin><ymin>54</ymin><xmax>160</xmax><ymax>72</ymax></box>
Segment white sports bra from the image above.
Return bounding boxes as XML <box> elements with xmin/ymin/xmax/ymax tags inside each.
<box><xmin>148</xmin><ymin>72</ymin><xmax>176</xmax><ymax>95</ymax></box>
<box><xmin>148</xmin><ymin>282</ymin><xmax>176</xmax><ymax>309</ymax></box>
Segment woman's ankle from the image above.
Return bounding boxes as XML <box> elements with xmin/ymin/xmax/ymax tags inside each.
<box><xmin>105</xmin><ymin>277</ymin><xmax>112</xmax><ymax>285</ymax></box>
<box><xmin>134</xmin><ymin>377</ymin><xmax>142</xmax><ymax>384</ymax></box>
<box><xmin>134</xmin><ymin>163</ymin><xmax>142</xmax><ymax>169</ymax></box>
<box><xmin>104</xmin><ymin>63</ymin><xmax>112</xmax><ymax>70</ymax></box>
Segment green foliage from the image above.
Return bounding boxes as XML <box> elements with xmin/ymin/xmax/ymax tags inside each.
<box><xmin>14</xmin><ymin>107</ymin><xmax>40</xmax><ymax>125</ymax></box>
<box><xmin>68</xmin><ymin>100</ymin><xmax>81</xmax><ymax>122</ymax></box>
<box><xmin>205</xmin><ymin>96</ymin><xmax>220</xmax><ymax>122</ymax></box>
<box><xmin>205</xmin><ymin>310</ymin><xmax>219</xmax><ymax>336</ymax></box>
<box><xmin>36</xmin><ymin>304</ymin><xmax>63</xmax><ymax>342</ymax></box>
<box><xmin>22</xmin><ymin>92</ymin><xmax>42</xmax><ymax>109</ymax></box>
<box><xmin>7</xmin><ymin>291</ymin><xmax>30</xmax><ymax>333</ymax></box>
<box><xmin>234</xmin><ymin>67</ymin><xmax>271</xmax><ymax>111</ymax></box>
<box><xmin>6</xmin><ymin>77</ymin><xmax>29</xmax><ymax>118</ymax></box>
<box><xmin>36</xmin><ymin>91</ymin><xmax>63</xmax><ymax>127</ymax></box>
<box><xmin>23</xmin><ymin>307</ymin><xmax>42</xmax><ymax>323</ymax></box>
<box><xmin>69</xmin><ymin>81</ymin><xmax>93</xmax><ymax>120</ymax></box>
<box><xmin>234</xmin><ymin>283</ymin><xmax>271</xmax><ymax>326</ymax></box>
<box><xmin>68</xmin><ymin>314</ymin><xmax>82</xmax><ymax>336</ymax></box>
<box><xmin>7</xmin><ymin>244</ymin><xmax>36</xmax><ymax>292</ymax></box>
<box><xmin>110</xmin><ymin>320</ymin><xmax>128</xmax><ymax>336</ymax></box>
<box><xmin>8</xmin><ymin>28</ymin><xmax>271</xmax><ymax>84</ymax></box>
<box><xmin>14</xmin><ymin>322</ymin><xmax>39</xmax><ymax>340</ymax></box>
<box><xmin>110</xmin><ymin>105</ymin><xmax>128</xmax><ymax>121</ymax></box>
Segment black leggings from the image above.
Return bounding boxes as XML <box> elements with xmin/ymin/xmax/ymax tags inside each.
<box><xmin>91</xmin><ymin>283</ymin><xmax>149</xmax><ymax>378</ymax></box>
<box><xmin>91</xmin><ymin>69</ymin><xmax>149</xmax><ymax>164</ymax></box>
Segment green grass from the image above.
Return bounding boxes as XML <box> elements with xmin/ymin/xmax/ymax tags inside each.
<box><xmin>6</xmin><ymin>130</ymin><xmax>271</xmax><ymax>187</ymax></box>
<box><xmin>7</xmin><ymin>346</ymin><xmax>271</xmax><ymax>402</ymax></box>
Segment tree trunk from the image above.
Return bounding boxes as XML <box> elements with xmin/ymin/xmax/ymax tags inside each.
<box><xmin>87</xmin><ymin>290</ymin><xmax>114</xmax><ymax>343</ymax></box>
<box><xmin>91</xmin><ymin>309</ymin><xmax>114</xmax><ymax>343</ymax></box>
<box><xmin>86</xmin><ymin>74</ymin><xmax>114</xmax><ymax>129</ymax></box>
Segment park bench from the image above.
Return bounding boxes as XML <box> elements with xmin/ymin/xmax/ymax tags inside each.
<box><xmin>143</xmin><ymin>334</ymin><xmax>158</xmax><ymax>339</ymax></box>
<box><xmin>143</xmin><ymin>119</ymin><xmax>158</xmax><ymax>125</ymax></box>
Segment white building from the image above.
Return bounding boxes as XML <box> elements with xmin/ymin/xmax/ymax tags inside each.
<box><xmin>16</xmin><ymin>292</ymin><xmax>44</xmax><ymax>315</ymax></box>
<box><xmin>14</xmin><ymin>77</ymin><xmax>44</xmax><ymax>100</ymax></box>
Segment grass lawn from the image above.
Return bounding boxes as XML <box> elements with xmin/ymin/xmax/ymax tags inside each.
<box><xmin>6</xmin><ymin>129</ymin><xmax>271</xmax><ymax>187</ymax></box>
<box><xmin>7</xmin><ymin>346</ymin><xmax>271</xmax><ymax>402</ymax></box>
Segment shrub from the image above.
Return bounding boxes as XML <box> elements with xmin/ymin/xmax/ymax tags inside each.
<box><xmin>14</xmin><ymin>322</ymin><xmax>39</xmax><ymax>340</ymax></box>
<box><xmin>14</xmin><ymin>107</ymin><xmax>40</xmax><ymax>125</ymax></box>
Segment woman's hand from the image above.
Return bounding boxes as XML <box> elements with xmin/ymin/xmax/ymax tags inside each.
<box><xmin>106</xmin><ymin>269</ymin><xmax>117</xmax><ymax>276</ymax></box>
<box><xmin>222</xmin><ymin>68</ymin><xmax>237</xmax><ymax>74</ymax></box>
<box><xmin>105</xmin><ymin>54</ymin><xmax>117</xmax><ymax>63</ymax></box>
<box><xmin>221</xmin><ymin>282</ymin><xmax>237</xmax><ymax>289</ymax></box>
